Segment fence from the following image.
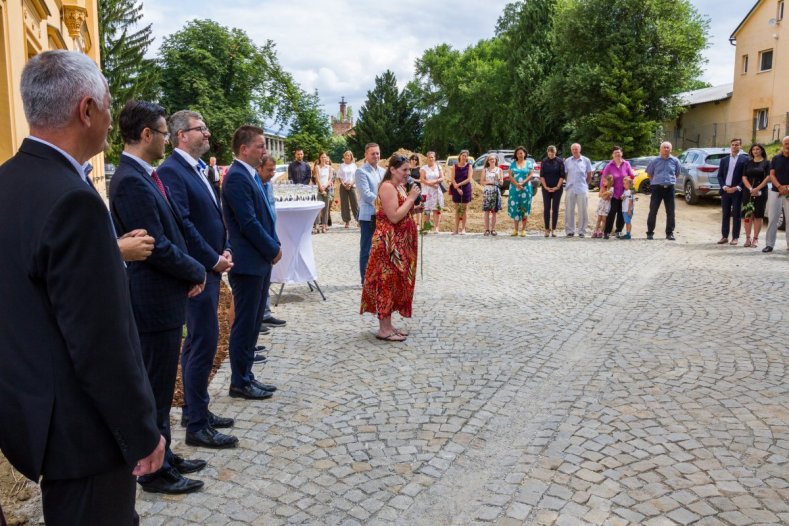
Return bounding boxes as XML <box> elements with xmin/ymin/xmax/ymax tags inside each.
<box><xmin>666</xmin><ymin>115</ymin><xmax>788</xmax><ymax>150</ymax></box>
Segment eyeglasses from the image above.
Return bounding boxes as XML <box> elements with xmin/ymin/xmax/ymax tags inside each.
<box><xmin>150</xmin><ymin>128</ymin><xmax>170</xmax><ymax>141</ymax></box>
<box><xmin>183</xmin><ymin>125</ymin><xmax>210</xmax><ymax>135</ymax></box>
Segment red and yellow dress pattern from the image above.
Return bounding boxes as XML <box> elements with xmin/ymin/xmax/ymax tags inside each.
<box><xmin>360</xmin><ymin>185</ymin><xmax>417</xmax><ymax>319</ymax></box>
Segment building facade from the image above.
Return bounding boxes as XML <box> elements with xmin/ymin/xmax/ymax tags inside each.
<box><xmin>666</xmin><ymin>0</ymin><xmax>788</xmax><ymax>149</ymax></box>
<box><xmin>263</xmin><ymin>127</ymin><xmax>286</xmax><ymax>162</ymax></box>
<box><xmin>1</xmin><ymin>0</ymin><xmax>105</xmax><ymax>191</ymax></box>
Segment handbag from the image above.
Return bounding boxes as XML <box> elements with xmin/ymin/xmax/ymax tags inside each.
<box><xmin>439</xmin><ymin>182</ymin><xmax>447</xmax><ymax>193</ymax></box>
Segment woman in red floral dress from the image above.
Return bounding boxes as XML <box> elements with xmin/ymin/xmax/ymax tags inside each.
<box><xmin>360</xmin><ymin>154</ymin><xmax>421</xmax><ymax>341</ymax></box>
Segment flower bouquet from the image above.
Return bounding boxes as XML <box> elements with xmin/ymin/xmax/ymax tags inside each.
<box><xmin>742</xmin><ymin>200</ymin><xmax>755</xmax><ymax>224</ymax></box>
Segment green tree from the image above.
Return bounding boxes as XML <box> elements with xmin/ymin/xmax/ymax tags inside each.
<box><xmin>158</xmin><ymin>19</ymin><xmax>297</xmax><ymax>163</ymax></box>
<box><xmin>412</xmin><ymin>39</ymin><xmax>509</xmax><ymax>157</ymax></box>
<box><xmin>284</xmin><ymin>89</ymin><xmax>331</xmax><ymax>161</ymax></box>
<box><xmin>99</xmin><ymin>0</ymin><xmax>159</xmax><ymax>163</ymax></box>
<box><xmin>348</xmin><ymin>70</ymin><xmax>422</xmax><ymax>158</ymax></box>
<box><xmin>545</xmin><ymin>0</ymin><xmax>708</xmax><ymax>157</ymax></box>
<box><xmin>327</xmin><ymin>135</ymin><xmax>349</xmax><ymax>163</ymax></box>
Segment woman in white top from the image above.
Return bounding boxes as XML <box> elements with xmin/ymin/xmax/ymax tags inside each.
<box><xmin>312</xmin><ymin>152</ymin><xmax>335</xmax><ymax>233</ymax></box>
<box><xmin>479</xmin><ymin>154</ymin><xmax>503</xmax><ymax>235</ymax></box>
<box><xmin>419</xmin><ymin>151</ymin><xmax>445</xmax><ymax>232</ymax></box>
<box><xmin>337</xmin><ymin>150</ymin><xmax>359</xmax><ymax>228</ymax></box>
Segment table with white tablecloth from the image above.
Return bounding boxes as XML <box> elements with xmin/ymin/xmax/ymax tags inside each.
<box><xmin>270</xmin><ymin>200</ymin><xmax>326</xmax><ymax>304</ymax></box>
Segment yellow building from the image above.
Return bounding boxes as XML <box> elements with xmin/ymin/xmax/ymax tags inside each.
<box><xmin>667</xmin><ymin>0</ymin><xmax>788</xmax><ymax>149</ymax></box>
<box><xmin>1</xmin><ymin>0</ymin><xmax>105</xmax><ymax>193</ymax></box>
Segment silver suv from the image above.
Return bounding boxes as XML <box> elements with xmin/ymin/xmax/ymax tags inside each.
<box><xmin>676</xmin><ymin>147</ymin><xmax>729</xmax><ymax>204</ymax></box>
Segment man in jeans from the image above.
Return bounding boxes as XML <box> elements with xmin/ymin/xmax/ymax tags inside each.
<box><xmin>563</xmin><ymin>143</ymin><xmax>593</xmax><ymax>237</ymax></box>
<box><xmin>355</xmin><ymin>143</ymin><xmax>385</xmax><ymax>282</ymax></box>
<box><xmin>763</xmin><ymin>135</ymin><xmax>789</xmax><ymax>252</ymax></box>
<box><xmin>646</xmin><ymin>142</ymin><xmax>681</xmax><ymax>240</ymax></box>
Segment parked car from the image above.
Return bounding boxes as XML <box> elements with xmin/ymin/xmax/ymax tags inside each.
<box><xmin>676</xmin><ymin>148</ymin><xmax>730</xmax><ymax>204</ymax></box>
<box><xmin>472</xmin><ymin>150</ymin><xmax>541</xmax><ymax>193</ymax></box>
<box><xmin>273</xmin><ymin>163</ymin><xmax>289</xmax><ymax>184</ymax></box>
<box><xmin>624</xmin><ymin>156</ymin><xmax>655</xmax><ymax>194</ymax></box>
<box><xmin>589</xmin><ymin>160</ymin><xmax>608</xmax><ymax>190</ymax></box>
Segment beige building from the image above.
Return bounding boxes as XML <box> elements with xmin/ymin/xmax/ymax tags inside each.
<box><xmin>1</xmin><ymin>0</ymin><xmax>105</xmax><ymax>192</ymax></box>
<box><xmin>667</xmin><ymin>0</ymin><xmax>788</xmax><ymax>149</ymax></box>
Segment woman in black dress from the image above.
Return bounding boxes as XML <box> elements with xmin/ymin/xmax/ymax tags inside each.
<box><xmin>741</xmin><ymin>143</ymin><xmax>771</xmax><ymax>248</ymax></box>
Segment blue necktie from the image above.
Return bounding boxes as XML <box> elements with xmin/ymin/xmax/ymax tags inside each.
<box><xmin>255</xmin><ymin>174</ymin><xmax>274</xmax><ymax>221</ymax></box>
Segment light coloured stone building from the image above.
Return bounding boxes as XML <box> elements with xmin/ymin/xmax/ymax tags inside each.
<box><xmin>666</xmin><ymin>0</ymin><xmax>788</xmax><ymax>148</ymax></box>
<box><xmin>1</xmin><ymin>0</ymin><xmax>105</xmax><ymax>191</ymax></box>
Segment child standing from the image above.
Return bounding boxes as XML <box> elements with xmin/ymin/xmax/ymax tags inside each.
<box><xmin>593</xmin><ymin>174</ymin><xmax>613</xmax><ymax>238</ymax></box>
<box><xmin>621</xmin><ymin>177</ymin><xmax>635</xmax><ymax>239</ymax></box>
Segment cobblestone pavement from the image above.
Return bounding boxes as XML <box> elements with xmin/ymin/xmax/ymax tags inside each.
<box><xmin>139</xmin><ymin>223</ymin><xmax>789</xmax><ymax>525</ymax></box>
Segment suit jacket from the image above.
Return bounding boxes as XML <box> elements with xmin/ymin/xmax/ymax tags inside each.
<box><xmin>0</xmin><ymin>139</ymin><xmax>159</xmax><ymax>480</ymax></box>
<box><xmin>221</xmin><ymin>160</ymin><xmax>280</xmax><ymax>276</ymax></box>
<box><xmin>355</xmin><ymin>163</ymin><xmax>385</xmax><ymax>221</ymax></box>
<box><xmin>718</xmin><ymin>153</ymin><xmax>749</xmax><ymax>190</ymax></box>
<box><xmin>109</xmin><ymin>155</ymin><xmax>205</xmax><ymax>332</ymax></box>
<box><xmin>157</xmin><ymin>152</ymin><xmax>229</xmax><ymax>271</ymax></box>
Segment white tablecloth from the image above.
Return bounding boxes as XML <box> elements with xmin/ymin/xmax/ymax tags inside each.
<box><xmin>270</xmin><ymin>201</ymin><xmax>325</xmax><ymax>284</ymax></box>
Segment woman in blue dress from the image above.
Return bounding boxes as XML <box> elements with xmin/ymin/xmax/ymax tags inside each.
<box><xmin>507</xmin><ymin>146</ymin><xmax>535</xmax><ymax>236</ymax></box>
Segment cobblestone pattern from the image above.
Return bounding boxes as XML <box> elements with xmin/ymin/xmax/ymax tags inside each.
<box><xmin>139</xmin><ymin>230</ymin><xmax>788</xmax><ymax>525</ymax></box>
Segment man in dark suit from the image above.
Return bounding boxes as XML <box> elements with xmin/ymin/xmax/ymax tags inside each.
<box><xmin>109</xmin><ymin>101</ymin><xmax>208</xmax><ymax>495</ymax></box>
<box><xmin>222</xmin><ymin>127</ymin><xmax>282</xmax><ymax>399</ymax></box>
<box><xmin>717</xmin><ymin>138</ymin><xmax>749</xmax><ymax>245</ymax></box>
<box><xmin>0</xmin><ymin>50</ymin><xmax>163</xmax><ymax>525</ymax></box>
<box><xmin>157</xmin><ymin>110</ymin><xmax>238</xmax><ymax>449</ymax></box>
<box><xmin>207</xmin><ymin>156</ymin><xmax>222</xmax><ymax>196</ymax></box>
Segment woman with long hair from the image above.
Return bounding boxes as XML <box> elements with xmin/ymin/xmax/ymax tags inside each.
<box><xmin>449</xmin><ymin>150</ymin><xmax>473</xmax><ymax>234</ymax></box>
<box><xmin>337</xmin><ymin>150</ymin><xmax>359</xmax><ymax>228</ymax></box>
<box><xmin>742</xmin><ymin>143</ymin><xmax>770</xmax><ymax>247</ymax></box>
<box><xmin>419</xmin><ymin>151</ymin><xmax>445</xmax><ymax>232</ymax></box>
<box><xmin>312</xmin><ymin>152</ymin><xmax>335</xmax><ymax>233</ymax></box>
<box><xmin>360</xmin><ymin>154</ymin><xmax>421</xmax><ymax>341</ymax></box>
<box><xmin>480</xmin><ymin>153</ymin><xmax>503</xmax><ymax>235</ymax></box>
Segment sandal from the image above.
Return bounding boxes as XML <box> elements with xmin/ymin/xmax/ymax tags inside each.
<box><xmin>375</xmin><ymin>332</ymin><xmax>406</xmax><ymax>342</ymax></box>
<box><xmin>752</xmin><ymin>236</ymin><xmax>759</xmax><ymax>247</ymax></box>
<box><xmin>729</xmin><ymin>238</ymin><xmax>738</xmax><ymax>246</ymax></box>
<box><xmin>484</xmin><ymin>230</ymin><xmax>490</xmax><ymax>236</ymax></box>
<box><xmin>491</xmin><ymin>231</ymin><xmax>497</xmax><ymax>236</ymax></box>
<box><xmin>394</xmin><ymin>328</ymin><xmax>409</xmax><ymax>336</ymax></box>
<box><xmin>744</xmin><ymin>238</ymin><xmax>752</xmax><ymax>247</ymax></box>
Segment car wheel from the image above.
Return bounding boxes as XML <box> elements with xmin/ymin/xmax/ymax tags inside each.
<box><xmin>684</xmin><ymin>180</ymin><xmax>699</xmax><ymax>205</ymax></box>
<box><xmin>639</xmin><ymin>179</ymin><xmax>651</xmax><ymax>195</ymax></box>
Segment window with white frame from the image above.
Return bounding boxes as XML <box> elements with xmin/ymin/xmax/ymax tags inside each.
<box><xmin>759</xmin><ymin>49</ymin><xmax>774</xmax><ymax>72</ymax></box>
<box><xmin>755</xmin><ymin>109</ymin><xmax>769</xmax><ymax>130</ymax></box>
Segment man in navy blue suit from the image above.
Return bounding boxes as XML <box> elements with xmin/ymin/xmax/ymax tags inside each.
<box><xmin>222</xmin><ymin>126</ymin><xmax>282</xmax><ymax>400</ymax></box>
<box><xmin>157</xmin><ymin>110</ymin><xmax>239</xmax><ymax>450</ymax></box>
<box><xmin>717</xmin><ymin>138</ymin><xmax>749</xmax><ymax>245</ymax></box>
<box><xmin>109</xmin><ymin>101</ymin><xmax>208</xmax><ymax>495</ymax></box>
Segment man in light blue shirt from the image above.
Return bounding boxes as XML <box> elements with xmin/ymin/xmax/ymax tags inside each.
<box><xmin>355</xmin><ymin>143</ymin><xmax>385</xmax><ymax>282</ymax></box>
<box><xmin>563</xmin><ymin>143</ymin><xmax>593</xmax><ymax>237</ymax></box>
<box><xmin>645</xmin><ymin>142</ymin><xmax>682</xmax><ymax>240</ymax></box>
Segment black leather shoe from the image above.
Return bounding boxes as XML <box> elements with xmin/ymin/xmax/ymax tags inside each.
<box><xmin>229</xmin><ymin>384</ymin><xmax>274</xmax><ymax>400</ymax></box>
<box><xmin>646</xmin><ymin>234</ymin><xmax>654</xmax><ymax>240</ymax></box>
<box><xmin>256</xmin><ymin>345</ymin><xmax>268</xmax><ymax>352</ymax></box>
<box><xmin>170</xmin><ymin>454</ymin><xmax>206</xmax><ymax>474</ymax></box>
<box><xmin>259</xmin><ymin>325</ymin><xmax>271</xmax><ymax>335</ymax></box>
<box><xmin>603</xmin><ymin>233</ymin><xmax>610</xmax><ymax>239</ymax></box>
<box><xmin>261</xmin><ymin>316</ymin><xmax>286</xmax><ymax>327</ymax></box>
<box><xmin>138</xmin><ymin>468</ymin><xmax>204</xmax><ymax>494</ymax></box>
<box><xmin>666</xmin><ymin>233</ymin><xmax>676</xmax><ymax>240</ymax></box>
<box><xmin>186</xmin><ymin>426</ymin><xmax>239</xmax><ymax>449</ymax></box>
<box><xmin>181</xmin><ymin>410</ymin><xmax>234</xmax><ymax>429</ymax></box>
<box><xmin>253</xmin><ymin>353</ymin><xmax>267</xmax><ymax>364</ymax></box>
<box><xmin>252</xmin><ymin>379</ymin><xmax>277</xmax><ymax>392</ymax></box>
<box><xmin>762</xmin><ymin>246</ymin><xmax>773</xmax><ymax>253</ymax></box>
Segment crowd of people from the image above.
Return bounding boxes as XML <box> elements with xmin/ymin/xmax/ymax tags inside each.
<box><xmin>2</xmin><ymin>50</ymin><xmax>788</xmax><ymax>526</ymax></box>
<box><xmin>0</xmin><ymin>51</ymin><xmax>287</xmax><ymax>524</ymax></box>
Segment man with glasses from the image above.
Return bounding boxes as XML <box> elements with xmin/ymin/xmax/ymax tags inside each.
<box><xmin>109</xmin><ymin>101</ymin><xmax>208</xmax><ymax>495</ymax></box>
<box><xmin>157</xmin><ymin>111</ymin><xmax>238</xmax><ymax>450</ymax></box>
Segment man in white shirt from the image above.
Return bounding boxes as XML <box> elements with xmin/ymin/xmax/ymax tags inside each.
<box><xmin>563</xmin><ymin>143</ymin><xmax>593</xmax><ymax>237</ymax></box>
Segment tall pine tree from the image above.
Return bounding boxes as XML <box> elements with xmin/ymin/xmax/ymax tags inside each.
<box><xmin>99</xmin><ymin>0</ymin><xmax>158</xmax><ymax>163</ymax></box>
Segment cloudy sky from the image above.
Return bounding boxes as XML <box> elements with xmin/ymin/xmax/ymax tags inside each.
<box><xmin>141</xmin><ymin>0</ymin><xmax>757</xmax><ymax>125</ymax></box>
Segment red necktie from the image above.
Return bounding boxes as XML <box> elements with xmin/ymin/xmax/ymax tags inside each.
<box><xmin>151</xmin><ymin>170</ymin><xmax>168</xmax><ymax>201</ymax></box>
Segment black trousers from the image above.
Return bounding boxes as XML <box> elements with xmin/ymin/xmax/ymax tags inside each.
<box><xmin>721</xmin><ymin>191</ymin><xmax>743</xmax><ymax>239</ymax></box>
<box><xmin>604</xmin><ymin>197</ymin><xmax>624</xmax><ymax>235</ymax></box>
<box><xmin>228</xmin><ymin>272</ymin><xmax>269</xmax><ymax>388</ymax></box>
<box><xmin>541</xmin><ymin>187</ymin><xmax>563</xmax><ymax>229</ymax></box>
<box><xmin>41</xmin><ymin>463</ymin><xmax>138</xmax><ymax>526</ymax></box>
<box><xmin>137</xmin><ymin>327</ymin><xmax>183</xmax><ymax>478</ymax></box>
<box><xmin>646</xmin><ymin>184</ymin><xmax>676</xmax><ymax>236</ymax></box>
